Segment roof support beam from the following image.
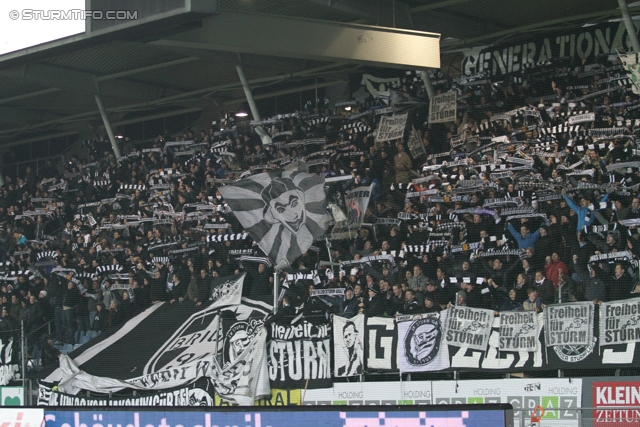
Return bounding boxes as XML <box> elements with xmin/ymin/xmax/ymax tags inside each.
<box><xmin>441</xmin><ymin>6</ymin><xmax>639</xmax><ymax>50</ymax></box>
<box><xmin>0</xmin><ymin>63</ymin><xmax>166</xmax><ymax>101</ymax></box>
<box><xmin>0</xmin><ymin>62</ymin><xmax>350</xmax><ymax>136</ymax></box>
<box><xmin>95</xmin><ymin>57</ymin><xmax>200</xmax><ymax>82</ymax></box>
<box><xmin>304</xmin><ymin>0</ymin><xmax>413</xmax><ymax>28</ymax></box>
<box><xmin>0</xmin><ymin>88</ymin><xmax>61</xmax><ymax>105</ymax></box>
<box><xmin>152</xmin><ymin>10</ymin><xmax>440</xmax><ymax>69</ymax></box>
<box><xmin>411</xmin><ymin>0</ymin><xmax>476</xmax><ymax>13</ymax></box>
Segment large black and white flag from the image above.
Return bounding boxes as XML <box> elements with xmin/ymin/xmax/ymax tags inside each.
<box><xmin>209</xmin><ymin>273</ymin><xmax>245</xmax><ymax>309</ymax></box>
<box><xmin>42</xmin><ymin>298</ymin><xmax>272</xmax><ymax>404</ymax></box>
<box><xmin>365</xmin><ymin>317</ymin><xmax>398</xmax><ymax>371</ymax></box>
<box><xmin>333</xmin><ymin>314</ymin><xmax>365</xmax><ymax>377</ymax></box>
<box><xmin>397</xmin><ymin>312</ymin><xmax>450</xmax><ymax>373</ymax></box>
<box><xmin>330</xmin><ymin>184</ymin><xmax>374</xmax><ymax>240</ymax></box>
<box><xmin>219</xmin><ymin>166</ymin><xmax>330</xmax><ymax>267</ymax></box>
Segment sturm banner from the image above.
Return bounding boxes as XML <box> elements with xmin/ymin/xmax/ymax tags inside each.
<box><xmin>499</xmin><ymin>311</ymin><xmax>538</xmax><ymax>352</ymax></box>
<box><xmin>599</xmin><ymin>298</ymin><xmax>640</xmax><ymax>347</ymax></box>
<box><xmin>333</xmin><ymin>314</ymin><xmax>365</xmax><ymax>378</ymax></box>
<box><xmin>364</xmin><ymin>316</ymin><xmax>398</xmax><ymax>371</ymax></box>
<box><xmin>375</xmin><ymin>113</ymin><xmax>408</xmax><ymax>142</ymax></box>
<box><xmin>397</xmin><ymin>312</ymin><xmax>450</xmax><ymax>373</ymax></box>
<box><xmin>429</xmin><ymin>92</ymin><xmax>457</xmax><ymax>124</ymax></box>
<box><xmin>461</xmin><ymin>21</ymin><xmax>640</xmax><ymax>77</ymax></box>
<box><xmin>445</xmin><ymin>306</ymin><xmax>494</xmax><ymax>351</ymax></box>
<box><xmin>267</xmin><ymin>320</ymin><xmax>332</xmax><ymax>389</ymax></box>
<box><xmin>544</xmin><ymin>302</ymin><xmax>594</xmax><ymax>347</ymax></box>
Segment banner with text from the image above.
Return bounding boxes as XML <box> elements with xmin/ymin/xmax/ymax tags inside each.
<box><xmin>545</xmin><ymin>302</ymin><xmax>594</xmax><ymax>347</ymax></box>
<box><xmin>375</xmin><ymin>113</ymin><xmax>408</xmax><ymax>142</ymax></box>
<box><xmin>599</xmin><ymin>298</ymin><xmax>640</xmax><ymax>347</ymax></box>
<box><xmin>429</xmin><ymin>92</ymin><xmax>457</xmax><ymax>123</ymax></box>
<box><xmin>445</xmin><ymin>306</ymin><xmax>493</xmax><ymax>351</ymax></box>
<box><xmin>499</xmin><ymin>311</ymin><xmax>539</xmax><ymax>352</ymax></box>
<box><xmin>267</xmin><ymin>320</ymin><xmax>332</xmax><ymax>389</ymax></box>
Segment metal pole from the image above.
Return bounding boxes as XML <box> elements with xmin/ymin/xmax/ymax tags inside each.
<box><xmin>273</xmin><ymin>269</ymin><xmax>279</xmax><ymax>314</ymax></box>
<box><xmin>619</xmin><ymin>0</ymin><xmax>640</xmax><ymax>53</ymax></box>
<box><xmin>21</xmin><ymin>320</ymin><xmax>26</xmax><ymax>390</ymax></box>
<box><xmin>236</xmin><ymin>65</ymin><xmax>262</xmax><ymax>122</ymax></box>
<box><xmin>94</xmin><ymin>94</ymin><xmax>122</xmax><ymax>158</ymax></box>
<box><xmin>419</xmin><ymin>70</ymin><xmax>435</xmax><ymax>99</ymax></box>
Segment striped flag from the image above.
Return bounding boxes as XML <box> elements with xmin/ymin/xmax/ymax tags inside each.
<box><xmin>219</xmin><ymin>167</ymin><xmax>330</xmax><ymax>266</ymax></box>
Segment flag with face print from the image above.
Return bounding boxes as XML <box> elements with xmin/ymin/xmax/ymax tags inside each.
<box><xmin>218</xmin><ymin>166</ymin><xmax>330</xmax><ymax>266</ymax></box>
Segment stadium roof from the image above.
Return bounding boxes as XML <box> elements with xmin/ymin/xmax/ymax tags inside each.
<box><xmin>0</xmin><ymin>0</ymin><xmax>626</xmax><ymax>148</ymax></box>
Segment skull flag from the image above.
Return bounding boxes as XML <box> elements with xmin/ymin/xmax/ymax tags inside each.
<box><xmin>219</xmin><ymin>167</ymin><xmax>330</xmax><ymax>266</ymax></box>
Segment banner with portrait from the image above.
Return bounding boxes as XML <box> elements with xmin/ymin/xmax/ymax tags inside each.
<box><xmin>333</xmin><ymin>314</ymin><xmax>365</xmax><ymax>377</ymax></box>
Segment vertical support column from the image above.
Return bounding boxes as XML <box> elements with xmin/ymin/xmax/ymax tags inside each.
<box><xmin>419</xmin><ymin>70</ymin><xmax>435</xmax><ymax>99</ymax></box>
<box><xmin>619</xmin><ymin>0</ymin><xmax>640</xmax><ymax>53</ymax></box>
<box><xmin>236</xmin><ymin>64</ymin><xmax>262</xmax><ymax>122</ymax></box>
<box><xmin>94</xmin><ymin>94</ymin><xmax>122</xmax><ymax>158</ymax></box>
<box><xmin>236</xmin><ymin>64</ymin><xmax>272</xmax><ymax>144</ymax></box>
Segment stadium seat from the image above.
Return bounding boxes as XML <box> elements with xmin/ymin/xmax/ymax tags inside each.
<box><xmin>61</xmin><ymin>344</ymin><xmax>74</xmax><ymax>354</ymax></box>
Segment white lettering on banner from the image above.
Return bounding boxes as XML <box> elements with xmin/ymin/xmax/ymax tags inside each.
<box><xmin>499</xmin><ymin>312</ymin><xmax>538</xmax><ymax>352</ymax></box>
<box><xmin>462</xmin><ymin>22</ymin><xmax>640</xmax><ymax>77</ymax></box>
<box><xmin>445</xmin><ymin>306</ymin><xmax>493</xmax><ymax>351</ymax></box>
<box><xmin>365</xmin><ymin>317</ymin><xmax>397</xmax><ymax>371</ymax></box>
<box><xmin>600</xmin><ymin>298</ymin><xmax>640</xmax><ymax>346</ymax></box>
<box><xmin>545</xmin><ymin>302</ymin><xmax>594</xmax><ymax>347</ymax></box>
<box><xmin>375</xmin><ymin>113</ymin><xmax>409</xmax><ymax>142</ymax></box>
<box><xmin>568</xmin><ymin>112</ymin><xmax>596</xmax><ymax>125</ymax></box>
<box><xmin>267</xmin><ymin>339</ymin><xmax>331</xmax><ymax>381</ymax></box>
<box><xmin>429</xmin><ymin>92</ymin><xmax>457</xmax><ymax>123</ymax></box>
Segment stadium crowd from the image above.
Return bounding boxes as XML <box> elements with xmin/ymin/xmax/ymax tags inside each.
<box><xmin>0</xmin><ymin>56</ymin><xmax>639</xmax><ymax>361</ymax></box>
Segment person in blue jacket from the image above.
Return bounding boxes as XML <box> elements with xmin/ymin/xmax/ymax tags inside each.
<box><xmin>563</xmin><ymin>193</ymin><xmax>609</xmax><ymax>233</ymax></box>
<box><xmin>507</xmin><ymin>223</ymin><xmax>542</xmax><ymax>250</ymax></box>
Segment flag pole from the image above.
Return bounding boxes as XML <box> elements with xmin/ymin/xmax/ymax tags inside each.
<box><xmin>273</xmin><ymin>269</ymin><xmax>279</xmax><ymax>314</ymax></box>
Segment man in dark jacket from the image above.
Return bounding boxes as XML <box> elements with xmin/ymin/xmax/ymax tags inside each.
<box><xmin>62</xmin><ymin>281</ymin><xmax>80</xmax><ymax>344</ymax></box>
<box><xmin>362</xmin><ymin>284</ymin><xmax>385</xmax><ymax>317</ymax></box>
<box><xmin>338</xmin><ymin>286</ymin><xmax>359</xmax><ymax>318</ymax></box>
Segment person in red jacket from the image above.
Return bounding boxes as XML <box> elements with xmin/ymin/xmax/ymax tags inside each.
<box><xmin>544</xmin><ymin>252</ymin><xmax>569</xmax><ymax>289</ymax></box>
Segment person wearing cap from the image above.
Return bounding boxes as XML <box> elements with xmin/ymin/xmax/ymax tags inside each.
<box><xmin>361</xmin><ymin>283</ymin><xmax>384</xmax><ymax>317</ymax></box>
<box><xmin>454</xmin><ymin>290</ymin><xmax>467</xmax><ymax>307</ymax></box>
<box><xmin>423</xmin><ymin>281</ymin><xmax>447</xmax><ymax>310</ymax></box>
<box><xmin>338</xmin><ymin>286</ymin><xmax>359</xmax><ymax>319</ymax></box>
<box><xmin>422</xmin><ymin>295</ymin><xmax>441</xmax><ymax>313</ymax></box>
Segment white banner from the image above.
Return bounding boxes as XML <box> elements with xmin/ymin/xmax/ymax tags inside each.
<box><xmin>599</xmin><ymin>298</ymin><xmax>640</xmax><ymax>347</ymax></box>
<box><xmin>499</xmin><ymin>311</ymin><xmax>539</xmax><ymax>352</ymax></box>
<box><xmin>544</xmin><ymin>302</ymin><xmax>594</xmax><ymax>347</ymax></box>
<box><xmin>568</xmin><ymin>112</ymin><xmax>596</xmax><ymax>125</ymax></box>
<box><xmin>333</xmin><ymin>314</ymin><xmax>365</xmax><ymax>377</ymax></box>
<box><xmin>445</xmin><ymin>306</ymin><xmax>494</xmax><ymax>351</ymax></box>
<box><xmin>375</xmin><ymin>113</ymin><xmax>408</xmax><ymax>142</ymax></box>
<box><xmin>429</xmin><ymin>91</ymin><xmax>457</xmax><ymax>123</ymax></box>
<box><xmin>397</xmin><ymin>312</ymin><xmax>450</xmax><ymax>373</ymax></box>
